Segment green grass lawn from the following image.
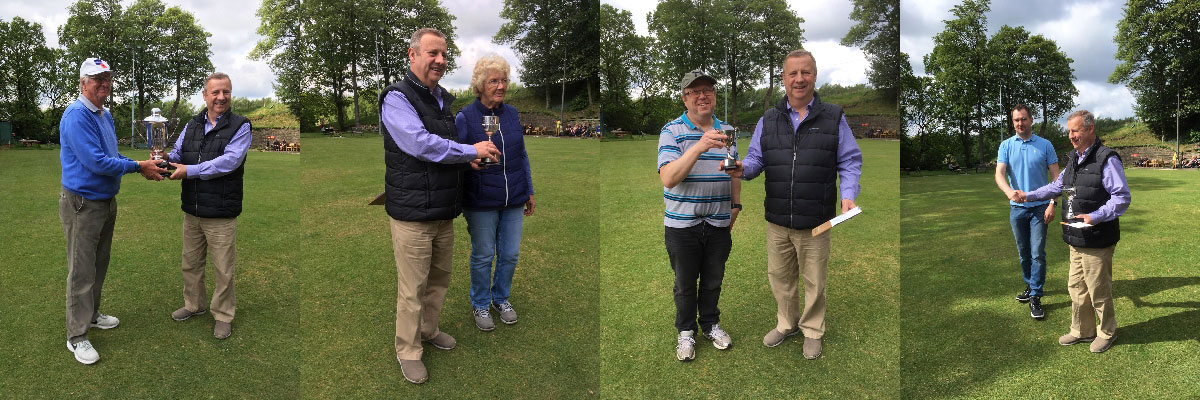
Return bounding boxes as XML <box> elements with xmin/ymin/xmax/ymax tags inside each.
<box><xmin>299</xmin><ymin>134</ymin><xmax>898</xmax><ymax>397</ymax></box>
<box><xmin>0</xmin><ymin>147</ymin><xmax>299</xmax><ymax>397</ymax></box>
<box><xmin>900</xmin><ymin>169</ymin><xmax>1200</xmax><ymax>398</ymax></box>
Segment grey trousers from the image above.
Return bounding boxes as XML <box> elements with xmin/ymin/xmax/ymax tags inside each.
<box><xmin>59</xmin><ymin>188</ymin><xmax>117</xmax><ymax>342</ymax></box>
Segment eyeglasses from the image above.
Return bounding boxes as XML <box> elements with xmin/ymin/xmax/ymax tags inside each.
<box><xmin>685</xmin><ymin>88</ymin><xmax>715</xmax><ymax>97</ymax></box>
<box><xmin>487</xmin><ymin>78</ymin><xmax>509</xmax><ymax>87</ymax></box>
<box><xmin>89</xmin><ymin>75</ymin><xmax>114</xmax><ymax>84</ymax></box>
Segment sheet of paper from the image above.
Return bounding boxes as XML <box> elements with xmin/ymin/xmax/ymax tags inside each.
<box><xmin>1062</xmin><ymin>221</ymin><xmax>1093</xmax><ymax>228</ymax></box>
<box><xmin>829</xmin><ymin>207</ymin><xmax>862</xmax><ymax>227</ymax></box>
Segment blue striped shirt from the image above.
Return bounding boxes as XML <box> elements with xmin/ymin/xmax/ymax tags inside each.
<box><xmin>657</xmin><ymin>112</ymin><xmax>736</xmax><ymax>228</ymax></box>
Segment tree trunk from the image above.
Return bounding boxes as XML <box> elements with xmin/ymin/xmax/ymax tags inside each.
<box><xmin>764</xmin><ymin>63</ymin><xmax>775</xmax><ymax>112</ymax></box>
<box><xmin>1040</xmin><ymin>103</ymin><xmax>1048</xmax><ymax>138</ymax></box>
<box><xmin>169</xmin><ymin>77</ymin><xmax>183</xmax><ymax>135</ymax></box>
<box><xmin>352</xmin><ymin>59</ymin><xmax>361</xmax><ymax>129</ymax></box>
<box><xmin>586</xmin><ymin>76</ymin><xmax>593</xmax><ymax>109</ymax></box>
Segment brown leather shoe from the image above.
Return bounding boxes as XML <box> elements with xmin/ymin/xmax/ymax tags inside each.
<box><xmin>398</xmin><ymin>359</ymin><xmax>427</xmax><ymax>384</ymax></box>
<box><xmin>424</xmin><ymin>331</ymin><xmax>456</xmax><ymax>350</ymax></box>
<box><xmin>763</xmin><ymin>327</ymin><xmax>799</xmax><ymax>347</ymax></box>
<box><xmin>213</xmin><ymin>321</ymin><xmax>232</xmax><ymax>339</ymax></box>
<box><xmin>1090</xmin><ymin>335</ymin><xmax>1116</xmax><ymax>353</ymax></box>
<box><xmin>172</xmin><ymin>307</ymin><xmax>207</xmax><ymax>321</ymax></box>
<box><xmin>1058</xmin><ymin>333</ymin><xmax>1095</xmax><ymax>346</ymax></box>
<box><xmin>802</xmin><ymin>337</ymin><xmax>823</xmax><ymax>359</ymax></box>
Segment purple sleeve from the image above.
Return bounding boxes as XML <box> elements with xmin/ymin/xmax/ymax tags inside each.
<box><xmin>1089</xmin><ymin>156</ymin><xmax>1131</xmax><ymax>223</ymax></box>
<box><xmin>740</xmin><ymin>118</ymin><xmax>766</xmax><ymax>180</ymax></box>
<box><xmin>836</xmin><ymin>116</ymin><xmax>863</xmax><ymax>200</ymax></box>
<box><xmin>186</xmin><ymin>122</ymin><xmax>252</xmax><ymax>179</ymax></box>
<box><xmin>167</xmin><ymin>124</ymin><xmax>185</xmax><ymax>163</ymax></box>
<box><xmin>383</xmin><ymin>91</ymin><xmax>476</xmax><ymax>163</ymax></box>
<box><xmin>1025</xmin><ymin>169</ymin><xmax>1065</xmax><ymax>201</ymax></box>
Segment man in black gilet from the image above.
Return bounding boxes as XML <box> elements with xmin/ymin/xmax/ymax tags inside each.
<box><xmin>381</xmin><ymin>28</ymin><xmax>500</xmax><ymax>384</ymax></box>
<box><xmin>164</xmin><ymin>73</ymin><xmax>251</xmax><ymax>340</ymax></box>
<box><xmin>726</xmin><ymin>50</ymin><xmax>864</xmax><ymax>360</ymax></box>
<box><xmin>1018</xmin><ymin>110</ymin><xmax>1130</xmax><ymax>353</ymax></box>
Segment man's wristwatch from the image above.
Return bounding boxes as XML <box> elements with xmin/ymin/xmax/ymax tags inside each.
<box><xmin>731</xmin><ymin>203</ymin><xmax>742</xmax><ymax>210</ymax></box>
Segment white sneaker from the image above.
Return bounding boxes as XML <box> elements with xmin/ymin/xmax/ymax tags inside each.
<box><xmin>67</xmin><ymin>340</ymin><xmax>99</xmax><ymax>364</ymax></box>
<box><xmin>704</xmin><ymin>324</ymin><xmax>732</xmax><ymax>350</ymax></box>
<box><xmin>676</xmin><ymin>330</ymin><xmax>696</xmax><ymax>361</ymax></box>
<box><xmin>90</xmin><ymin>314</ymin><xmax>119</xmax><ymax>329</ymax></box>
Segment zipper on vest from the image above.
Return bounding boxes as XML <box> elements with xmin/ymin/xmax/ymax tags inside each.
<box><xmin>497</xmin><ymin>112</ymin><xmax>510</xmax><ymax>208</ymax></box>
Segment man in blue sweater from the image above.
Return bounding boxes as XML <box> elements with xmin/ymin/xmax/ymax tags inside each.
<box><xmin>60</xmin><ymin>57</ymin><xmax>167</xmax><ymax>365</ymax></box>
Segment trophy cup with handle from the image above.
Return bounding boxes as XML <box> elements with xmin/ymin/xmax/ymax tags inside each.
<box><xmin>720</xmin><ymin>126</ymin><xmax>738</xmax><ymax>171</ymax></box>
<box><xmin>480</xmin><ymin>115</ymin><xmax>500</xmax><ymax>167</ymax></box>
<box><xmin>143</xmin><ymin>108</ymin><xmax>173</xmax><ymax>177</ymax></box>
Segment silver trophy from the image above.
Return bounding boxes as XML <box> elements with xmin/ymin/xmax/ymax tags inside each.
<box><xmin>720</xmin><ymin>126</ymin><xmax>737</xmax><ymax>171</ymax></box>
<box><xmin>1063</xmin><ymin>187</ymin><xmax>1077</xmax><ymax>220</ymax></box>
<box><xmin>143</xmin><ymin>108</ymin><xmax>173</xmax><ymax>177</ymax></box>
<box><xmin>480</xmin><ymin>115</ymin><xmax>500</xmax><ymax>166</ymax></box>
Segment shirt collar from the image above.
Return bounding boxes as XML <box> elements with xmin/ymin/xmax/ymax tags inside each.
<box><xmin>785</xmin><ymin>97</ymin><xmax>815</xmax><ymax>114</ymax></box>
<box><xmin>680</xmin><ymin>112</ymin><xmax>725</xmax><ymax>131</ymax></box>
<box><xmin>78</xmin><ymin>95</ymin><xmax>102</xmax><ymax>113</ymax></box>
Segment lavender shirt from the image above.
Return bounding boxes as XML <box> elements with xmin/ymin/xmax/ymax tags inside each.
<box><xmin>1025</xmin><ymin>146</ymin><xmax>1131</xmax><ymax>223</ymax></box>
<box><xmin>382</xmin><ymin>90</ymin><xmax>478</xmax><ymax>163</ymax></box>
<box><xmin>166</xmin><ymin>114</ymin><xmax>251</xmax><ymax>179</ymax></box>
<box><xmin>740</xmin><ymin>97</ymin><xmax>863</xmax><ymax>200</ymax></box>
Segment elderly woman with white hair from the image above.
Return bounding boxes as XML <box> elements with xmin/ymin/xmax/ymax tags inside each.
<box><xmin>455</xmin><ymin>54</ymin><xmax>535</xmax><ymax>332</ymax></box>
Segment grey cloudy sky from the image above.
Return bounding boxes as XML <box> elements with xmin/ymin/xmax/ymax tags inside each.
<box><xmin>438</xmin><ymin>0</ymin><xmax>523</xmax><ymax>91</ymax></box>
<box><xmin>901</xmin><ymin>0</ymin><xmax>1135</xmax><ymax>121</ymax></box>
<box><xmin>601</xmin><ymin>0</ymin><xmax>871</xmax><ymax>90</ymax></box>
<box><xmin>1</xmin><ymin>0</ymin><xmax>276</xmax><ymax>107</ymax></box>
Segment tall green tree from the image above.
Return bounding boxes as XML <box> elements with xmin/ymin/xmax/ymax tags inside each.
<box><xmin>58</xmin><ymin>0</ymin><xmax>125</xmax><ymax>108</ymax></box>
<box><xmin>1110</xmin><ymin>0</ymin><xmax>1200</xmax><ymax>143</ymax></box>
<box><xmin>1020</xmin><ymin>35</ymin><xmax>1076</xmax><ymax>138</ymax></box>
<box><xmin>598</xmin><ymin>4</ymin><xmax>637</xmax><ymax>130</ymax></box>
<box><xmin>924</xmin><ymin>0</ymin><xmax>990</xmax><ymax>166</ymax></box>
<box><xmin>748</xmin><ymin>0</ymin><xmax>804</xmax><ymax>113</ymax></box>
<box><xmin>495</xmin><ymin>0</ymin><xmax>600</xmax><ymax>111</ymax></box>
<box><xmin>252</xmin><ymin>0</ymin><xmax>306</xmax><ymax>128</ymax></box>
<box><xmin>0</xmin><ymin>17</ymin><xmax>53</xmax><ymax>140</ymax></box>
<box><xmin>841</xmin><ymin>0</ymin><xmax>900</xmax><ymax>104</ymax></box>
<box><xmin>158</xmin><ymin>7</ymin><xmax>213</xmax><ymax>125</ymax></box>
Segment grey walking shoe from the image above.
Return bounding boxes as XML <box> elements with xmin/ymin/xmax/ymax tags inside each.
<box><xmin>214</xmin><ymin>321</ymin><xmax>232</xmax><ymax>339</ymax></box>
<box><xmin>492</xmin><ymin>301</ymin><xmax>518</xmax><ymax>324</ymax></box>
<box><xmin>1058</xmin><ymin>333</ymin><xmax>1096</xmax><ymax>346</ymax></box>
<box><xmin>67</xmin><ymin>339</ymin><xmax>99</xmax><ymax>365</ymax></box>
<box><xmin>398</xmin><ymin>358</ymin><xmax>428</xmax><ymax>384</ymax></box>
<box><xmin>676</xmin><ymin>330</ymin><xmax>696</xmax><ymax>361</ymax></box>
<box><xmin>474</xmin><ymin>308</ymin><xmax>495</xmax><ymax>331</ymax></box>
<box><xmin>703</xmin><ymin>324</ymin><xmax>732</xmax><ymax>350</ymax></box>
<box><xmin>424</xmin><ymin>331</ymin><xmax>456</xmax><ymax>350</ymax></box>
<box><xmin>1090</xmin><ymin>335</ymin><xmax>1116</xmax><ymax>353</ymax></box>
<box><xmin>172</xmin><ymin>307</ymin><xmax>207</xmax><ymax>321</ymax></box>
<box><xmin>802</xmin><ymin>337</ymin><xmax>823</xmax><ymax>359</ymax></box>
<box><xmin>763</xmin><ymin>327</ymin><xmax>800</xmax><ymax>347</ymax></box>
<box><xmin>90</xmin><ymin>313</ymin><xmax>119</xmax><ymax>329</ymax></box>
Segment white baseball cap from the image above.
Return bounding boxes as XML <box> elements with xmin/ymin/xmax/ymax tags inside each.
<box><xmin>79</xmin><ymin>57</ymin><xmax>113</xmax><ymax>77</ymax></box>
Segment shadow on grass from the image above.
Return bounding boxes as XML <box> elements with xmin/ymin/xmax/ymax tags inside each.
<box><xmin>1114</xmin><ymin>276</ymin><xmax>1200</xmax><ymax>346</ymax></box>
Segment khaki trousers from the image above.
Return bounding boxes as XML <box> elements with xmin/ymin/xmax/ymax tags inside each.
<box><xmin>59</xmin><ymin>188</ymin><xmax>117</xmax><ymax>342</ymax></box>
<box><xmin>390</xmin><ymin>218</ymin><xmax>453</xmax><ymax>360</ymax></box>
<box><xmin>766</xmin><ymin>222</ymin><xmax>830</xmax><ymax>339</ymax></box>
<box><xmin>181</xmin><ymin>214</ymin><xmax>238</xmax><ymax>323</ymax></box>
<box><xmin>1067</xmin><ymin>245</ymin><xmax>1117</xmax><ymax>340</ymax></box>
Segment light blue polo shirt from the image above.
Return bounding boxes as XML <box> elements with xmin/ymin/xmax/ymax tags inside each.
<box><xmin>997</xmin><ymin>134</ymin><xmax>1057</xmax><ymax>207</ymax></box>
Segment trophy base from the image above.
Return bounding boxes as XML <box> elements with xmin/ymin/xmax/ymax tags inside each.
<box><xmin>479</xmin><ymin>159</ymin><xmax>499</xmax><ymax>167</ymax></box>
<box><xmin>721</xmin><ymin>158</ymin><xmax>738</xmax><ymax>171</ymax></box>
<box><xmin>155</xmin><ymin>160</ymin><xmax>176</xmax><ymax>177</ymax></box>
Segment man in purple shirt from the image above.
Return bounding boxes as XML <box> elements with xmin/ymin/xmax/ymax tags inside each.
<box><xmin>380</xmin><ymin>28</ymin><xmax>499</xmax><ymax>385</ymax></box>
<box><xmin>1016</xmin><ymin>110</ymin><xmax>1129</xmax><ymax>353</ymax></box>
<box><xmin>725</xmin><ymin>50</ymin><xmax>863</xmax><ymax>360</ymax></box>
<box><xmin>164</xmin><ymin>72</ymin><xmax>252</xmax><ymax>340</ymax></box>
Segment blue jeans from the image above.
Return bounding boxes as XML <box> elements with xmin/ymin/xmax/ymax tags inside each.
<box><xmin>463</xmin><ymin>206</ymin><xmax>524</xmax><ymax>310</ymax></box>
<box><xmin>1010</xmin><ymin>204</ymin><xmax>1049</xmax><ymax>297</ymax></box>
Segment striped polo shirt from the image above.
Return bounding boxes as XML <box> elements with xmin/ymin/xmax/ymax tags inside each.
<box><xmin>657</xmin><ymin>112</ymin><xmax>737</xmax><ymax>228</ymax></box>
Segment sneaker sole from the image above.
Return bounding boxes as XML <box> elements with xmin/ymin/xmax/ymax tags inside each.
<box><xmin>475</xmin><ymin>322</ymin><xmax>495</xmax><ymax>332</ymax></box>
<box><xmin>173</xmin><ymin>309</ymin><xmax>207</xmax><ymax>321</ymax></box>
<box><xmin>804</xmin><ymin>350</ymin><xmax>822</xmax><ymax>360</ymax></box>
<box><xmin>676</xmin><ymin>353</ymin><xmax>695</xmax><ymax>362</ymax></box>
<box><xmin>765</xmin><ymin>329</ymin><xmax>800</xmax><ymax>348</ymax></box>
<box><xmin>1060</xmin><ymin>337</ymin><xmax>1096</xmax><ymax>346</ymax></box>
<box><xmin>89</xmin><ymin>322</ymin><xmax>118</xmax><ymax>329</ymax></box>
<box><xmin>66</xmin><ymin>341</ymin><xmax>98</xmax><ymax>365</ymax></box>
<box><xmin>1030</xmin><ymin>312</ymin><xmax>1045</xmax><ymax>320</ymax></box>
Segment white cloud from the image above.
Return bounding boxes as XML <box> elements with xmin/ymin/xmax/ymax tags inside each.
<box><xmin>435</xmin><ymin>0</ymin><xmax>523</xmax><ymax>91</ymax></box>
<box><xmin>1071</xmin><ymin>80</ymin><xmax>1135</xmax><ymax>121</ymax></box>
<box><xmin>806</xmin><ymin>40</ymin><xmax>869</xmax><ymax>87</ymax></box>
